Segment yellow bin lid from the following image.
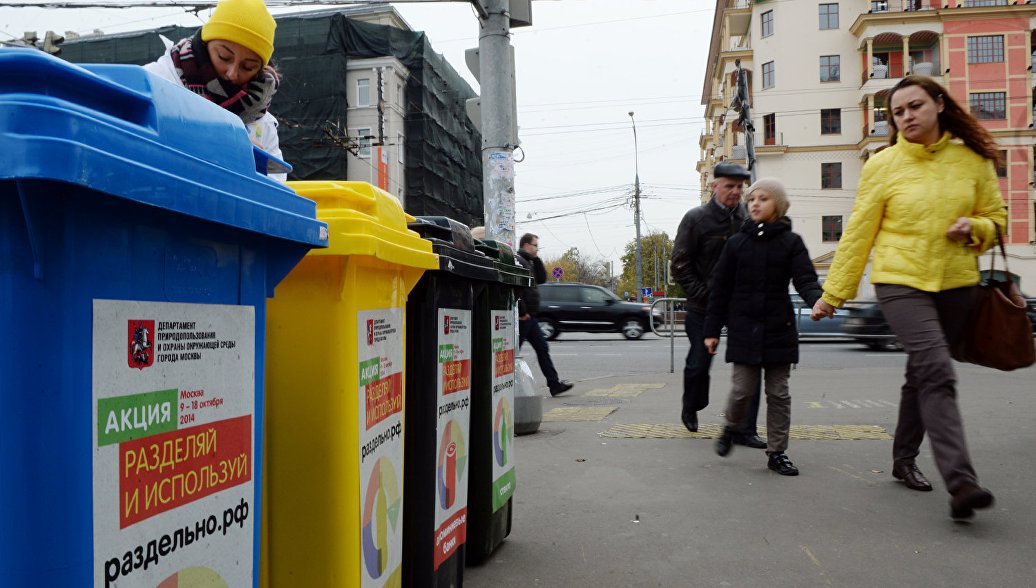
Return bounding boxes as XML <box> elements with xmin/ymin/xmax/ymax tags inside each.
<box><xmin>287</xmin><ymin>181</ymin><xmax>438</xmax><ymax>270</ymax></box>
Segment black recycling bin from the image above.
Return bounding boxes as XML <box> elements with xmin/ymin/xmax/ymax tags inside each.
<box><xmin>466</xmin><ymin>238</ymin><xmax>532</xmax><ymax>564</ymax></box>
<box><xmin>403</xmin><ymin>217</ymin><xmax>497</xmax><ymax>587</ymax></box>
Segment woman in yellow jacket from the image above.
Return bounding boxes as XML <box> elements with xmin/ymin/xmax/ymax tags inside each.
<box><xmin>812</xmin><ymin>76</ymin><xmax>1006</xmax><ymax>520</ymax></box>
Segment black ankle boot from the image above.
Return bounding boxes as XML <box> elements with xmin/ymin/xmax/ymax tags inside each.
<box><xmin>715</xmin><ymin>428</ymin><xmax>735</xmax><ymax>457</ymax></box>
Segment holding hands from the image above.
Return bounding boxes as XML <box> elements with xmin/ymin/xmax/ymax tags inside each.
<box><xmin>811</xmin><ymin>299</ymin><xmax>837</xmax><ymax>321</ymax></box>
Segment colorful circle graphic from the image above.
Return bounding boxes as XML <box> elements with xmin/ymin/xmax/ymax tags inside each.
<box><xmin>493</xmin><ymin>398</ymin><xmax>512</xmax><ymax>467</ymax></box>
<box><xmin>362</xmin><ymin>456</ymin><xmax>401</xmax><ymax>579</ymax></box>
<box><xmin>437</xmin><ymin>419</ymin><xmax>468</xmax><ymax>509</ymax></box>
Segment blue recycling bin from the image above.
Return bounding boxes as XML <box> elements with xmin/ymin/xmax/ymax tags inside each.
<box><xmin>0</xmin><ymin>49</ymin><xmax>327</xmax><ymax>587</ymax></box>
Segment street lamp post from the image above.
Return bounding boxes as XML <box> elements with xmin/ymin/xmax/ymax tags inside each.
<box><xmin>628</xmin><ymin>111</ymin><xmax>643</xmax><ymax>301</ymax></box>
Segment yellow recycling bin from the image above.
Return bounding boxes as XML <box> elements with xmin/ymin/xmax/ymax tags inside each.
<box><xmin>261</xmin><ymin>181</ymin><xmax>438</xmax><ymax>587</ymax></box>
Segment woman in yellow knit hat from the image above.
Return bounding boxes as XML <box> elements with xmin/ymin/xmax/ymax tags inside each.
<box><xmin>145</xmin><ymin>0</ymin><xmax>285</xmax><ymax>180</ymax></box>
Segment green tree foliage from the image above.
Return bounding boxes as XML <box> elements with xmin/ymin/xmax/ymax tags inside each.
<box><xmin>616</xmin><ymin>232</ymin><xmax>685</xmax><ymax>300</ymax></box>
<box><xmin>539</xmin><ymin>247</ymin><xmax>610</xmax><ymax>287</ymax></box>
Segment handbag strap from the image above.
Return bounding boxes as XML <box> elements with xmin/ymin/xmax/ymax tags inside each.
<box><xmin>988</xmin><ymin>225</ymin><xmax>1010</xmax><ymax>281</ymax></box>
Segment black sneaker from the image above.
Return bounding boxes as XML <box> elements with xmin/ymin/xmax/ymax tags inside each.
<box><xmin>549</xmin><ymin>380</ymin><xmax>574</xmax><ymax>396</ymax></box>
<box><xmin>715</xmin><ymin>428</ymin><xmax>735</xmax><ymax>457</ymax></box>
<box><xmin>767</xmin><ymin>452</ymin><xmax>799</xmax><ymax>476</ymax></box>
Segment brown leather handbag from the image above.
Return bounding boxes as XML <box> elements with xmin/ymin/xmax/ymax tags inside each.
<box><xmin>952</xmin><ymin>228</ymin><xmax>1036</xmax><ymax>371</ymax></box>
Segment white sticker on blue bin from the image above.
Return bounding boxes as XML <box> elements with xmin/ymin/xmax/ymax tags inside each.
<box><xmin>91</xmin><ymin>299</ymin><xmax>256</xmax><ymax>588</ymax></box>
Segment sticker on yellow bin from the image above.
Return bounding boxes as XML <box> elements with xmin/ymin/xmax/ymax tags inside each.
<box><xmin>92</xmin><ymin>300</ymin><xmax>255</xmax><ymax>588</ymax></box>
<box><xmin>358</xmin><ymin>308</ymin><xmax>405</xmax><ymax>584</ymax></box>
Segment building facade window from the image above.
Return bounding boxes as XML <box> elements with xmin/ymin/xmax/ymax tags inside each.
<box><xmin>357</xmin><ymin>78</ymin><xmax>370</xmax><ymax>107</ymax></box>
<box><xmin>822</xmin><ymin>215</ymin><xmax>843</xmax><ymax>242</ymax></box>
<box><xmin>398</xmin><ymin>132</ymin><xmax>405</xmax><ymax>164</ymax></box>
<box><xmin>763</xmin><ymin>113</ymin><xmax>776</xmax><ymax>145</ymax></box>
<box><xmin>821</xmin><ymin>162</ymin><xmax>842</xmax><ymax>189</ymax></box>
<box><xmin>820</xmin><ymin>55</ymin><xmax>840</xmax><ymax>82</ymax></box>
<box><xmin>355</xmin><ymin>127</ymin><xmax>371</xmax><ymax>158</ymax></box>
<box><xmin>819</xmin><ymin>4</ymin><xmax>839</xmax><ymax>29</ymax></box>
<box><xmin>762</xmin><ymin>61</ymin><xmax>775</xmax><ymax>89</ymax></box>
<box><xmin>996</xmin><ymin>150</ymin><xmax>1007</xmax><ymax>177</ymax></box>
<box><xmin>967</xmin><ymin>36</ymin><xmax>1004</xmax><ymax>63</ymax></box>
<box><xmin>871</xmin><ymin>0</ymin><xmax>888</xmax><ymax>11</ymax></box>
<box><xmin>964</xmin><ymin>0</ymin><xmax>1007</xmax><ymax>5</ymax></box>
<box><xmin>761</xmin><ymin>10</ymin><xmax>773</xmax><ymax>37</ymax></box>
<box><xmin>969</xmin><ymin>92</ymin><xmax>1006</xmax><ymax>120</ymax></box>
<box><xmin>820</xmin><ymin>108</ymin><xmax>841</xmax><ymax>134</ymax></box>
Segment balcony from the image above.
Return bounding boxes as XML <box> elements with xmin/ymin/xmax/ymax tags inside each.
<box><xmin>868</xmin><ymin>0</ymin><xmax>938</xmax><ymax>13</ymax></box>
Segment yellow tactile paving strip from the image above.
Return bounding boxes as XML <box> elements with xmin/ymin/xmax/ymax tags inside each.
<box><xmin>583</xmin><ymin>383</ymin><xmax>666</xmax><ymax>398</ymax></box>
<box><xmin>542</xmin><ymin>407</ymin><xmax>618</xmax><ymax>422</ymax></box>
<box><xmin>599</xmin><ymin>423</ymin><xmax>892</xmax><ymax>440</ymax></box>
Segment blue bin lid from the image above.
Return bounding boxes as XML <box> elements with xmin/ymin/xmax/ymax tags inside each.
<box><xmin>0</xmin><ymin>48</ymin><xmax>327</xmax><ymax>249</ymax></box>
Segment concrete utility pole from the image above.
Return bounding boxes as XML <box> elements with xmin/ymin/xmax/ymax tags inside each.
<box><xmin>628</xmin><ymin>111</ymin><xmax>643</xmax><ymax>301</ymax></box>
<box><xmin>473</xmin><ymin>0</ymin><xmax>517</xmax><ymax>248</ymax></box>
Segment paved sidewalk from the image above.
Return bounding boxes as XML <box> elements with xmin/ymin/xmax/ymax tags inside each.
<box><xmin>465</xmin><ymin>360</ymin><xmax>1036</xmax><ymax>587</ymax></box>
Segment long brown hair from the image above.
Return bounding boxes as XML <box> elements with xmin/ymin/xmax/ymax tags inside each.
<box><xmin>886</xmin><ymin>76</ymin><xmax>1001</xmax><ymax>166</ymax></box>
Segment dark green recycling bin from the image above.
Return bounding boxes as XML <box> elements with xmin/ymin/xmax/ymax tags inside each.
<box><xmin>402</xmin><ymin>217</ymin><xmax>496</xmax><ymax>587</ymax></box>
<box><xmin>466</xmin><ymin>238</ymin><xmax>532</xmax><ymax>564</ymax></box>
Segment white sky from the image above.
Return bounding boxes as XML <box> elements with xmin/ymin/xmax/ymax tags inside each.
<box><xmin>1</xmin><ymin>0</ymin><xmax>714</xmax><ymax>277</ymax></box>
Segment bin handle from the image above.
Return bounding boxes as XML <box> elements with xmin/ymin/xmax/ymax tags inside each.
<box><xmin>0</xmin><ymin>50</ymin><xmax>154</xmax><ymax>130</ymax></box>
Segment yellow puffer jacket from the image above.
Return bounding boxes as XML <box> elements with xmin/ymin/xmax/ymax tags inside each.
<box><xmin>822</xmin><ymin>132</ymin><xmax>1006</xmax><ymax>307</ymax></box>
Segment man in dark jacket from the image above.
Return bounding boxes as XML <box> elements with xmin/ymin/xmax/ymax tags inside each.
<box><xmin>516</xmin><ymin>233</ymin><xmax>573</xmax><ymax>396</ymax></box>
<box><xmin>669</xmin><ymin>161</ymin><xmax>764</xmax><ymax>447</ymax></box>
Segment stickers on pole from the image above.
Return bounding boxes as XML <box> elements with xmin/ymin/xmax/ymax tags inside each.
<box><xmin>92</xmin><ymin>300</ymin><xmax>256</xmax><ymax>588</ymax></box>
<box><xmin>357</xmin><ymin>308</ymin><xmax>405</xmax><ymax>587</ymax></box>
<box><xmin>435</xmin><ymin>309</ymin><xmax>471</xmax><ymax>569</ymax></box>
<box><xmin>490</xmin><ymin>309</ymin><xmax>516</xmax><ymax>512</ymax></box>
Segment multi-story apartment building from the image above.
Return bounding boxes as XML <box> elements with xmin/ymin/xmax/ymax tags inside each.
<box><xmin>699</xmin><ymin>0</ymin><xmax>1036</xmax><ymax>290</ymax></box>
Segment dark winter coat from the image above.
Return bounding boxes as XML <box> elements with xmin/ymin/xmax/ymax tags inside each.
<box><xmin>703</xmin><ymin>217</ymin><xmax>823</xmax><ymax>365</ymax></box>
<box><xmin>516</xmin><ymin>248</ymin><xmax>547</xmax><ymax>316</ymax></box>
<box><xmin>670</xmin><ymin>199</ymin><xmax>749</xmax><ymax>313</ymax></box>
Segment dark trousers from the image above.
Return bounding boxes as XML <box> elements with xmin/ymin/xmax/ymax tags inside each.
<box><xmin>876</xmin><ymin>283</ymin><xmax>978</xmax><ymax>493</ymax></box>
<box><xmin>683</xmin><ymin>310</ymin><xmax>761</xmax><ymax>434</ymax></box>
<box><xmin>519</xmin><ymin>315</ymin><xmax>560</xmax><ymax>386</ymax></box>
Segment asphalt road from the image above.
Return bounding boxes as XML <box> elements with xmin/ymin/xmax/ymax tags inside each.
<box><xmin>464</xmin><ymin>334</ymin><xmax>1036</xmax><ymax>587</ymax></box>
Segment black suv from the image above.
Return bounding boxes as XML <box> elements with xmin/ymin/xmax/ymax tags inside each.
<box><xmin>535</xmin><ymin>282</ymin><xmax>662</xmax><ymax>340</ymax></box>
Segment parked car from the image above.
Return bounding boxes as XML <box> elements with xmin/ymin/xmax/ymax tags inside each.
<box><xmin>840</xmin><ymin>300</ymin><xmax>903</xmax><ymax>351</ymax></box>
<box><xmin>536</xmin><ymin>282</ymin><xmax>662</xmax><ymax>340</ymax></box>
<box><xmin>791</xmin><ymin>294</ymin><xmax>850</xmax><ymax>340</ymax></box>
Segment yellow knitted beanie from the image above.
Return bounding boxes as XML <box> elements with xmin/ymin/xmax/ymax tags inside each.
<box><xmin>202</xmin><ymin>0</ymin><xmax>276</xmax><ymax>65</ymax></box>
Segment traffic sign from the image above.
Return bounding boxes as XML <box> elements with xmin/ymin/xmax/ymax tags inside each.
<box><xmin>552</xmin><ymin>266</ymin><xmax>563</xmax><ymax>279</ymax></box>
<box><xmin>640</xmin><ymin>287</ymin><xmax>652</xmax><ymax>298</ymax></box>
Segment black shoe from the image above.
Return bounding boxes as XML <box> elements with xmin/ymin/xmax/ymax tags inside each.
<box><xmin>767</xmin><ymin>452</ymin><xmax>799</xmax><ymax>476</ymax></box>
<box><xmin>715</xmin><ymin>428</ymin><xmax>735</xmax><ymax>457</ymax></box>
<box><xmin>549</xmin><ymin>380</ymin><xmax>573</xmax><ymax>396</ymax></box>
<box><xmin>682</xmin><ymin>411</ymin><xmax>699</xmax><ymax>433</ymax></box>
<box><xmin>734</xmin><ymin>434</ymin><xmax>767</xmax><ymax>449</ymax></box>
<box><xmin>950</xmin><ymin>484</ymin><xmax>994</xmax><ymax>520</ymax></box>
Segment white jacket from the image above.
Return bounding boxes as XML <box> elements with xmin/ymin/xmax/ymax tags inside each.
<box><xmin>144</xmin><ymin>36</ymin><xmax>287</xmax><ymax>182</ymax></box>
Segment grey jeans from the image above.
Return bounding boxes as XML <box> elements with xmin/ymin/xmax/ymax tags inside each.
<box><xmin>876</xmin><ymin>283</ymin><xmax>978</xmax><ymax>493</ymax></box>
<box><xmin>726</xmin><ymin>363</ymin><xmax>792</xmax><ymax>454</ymax></box>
